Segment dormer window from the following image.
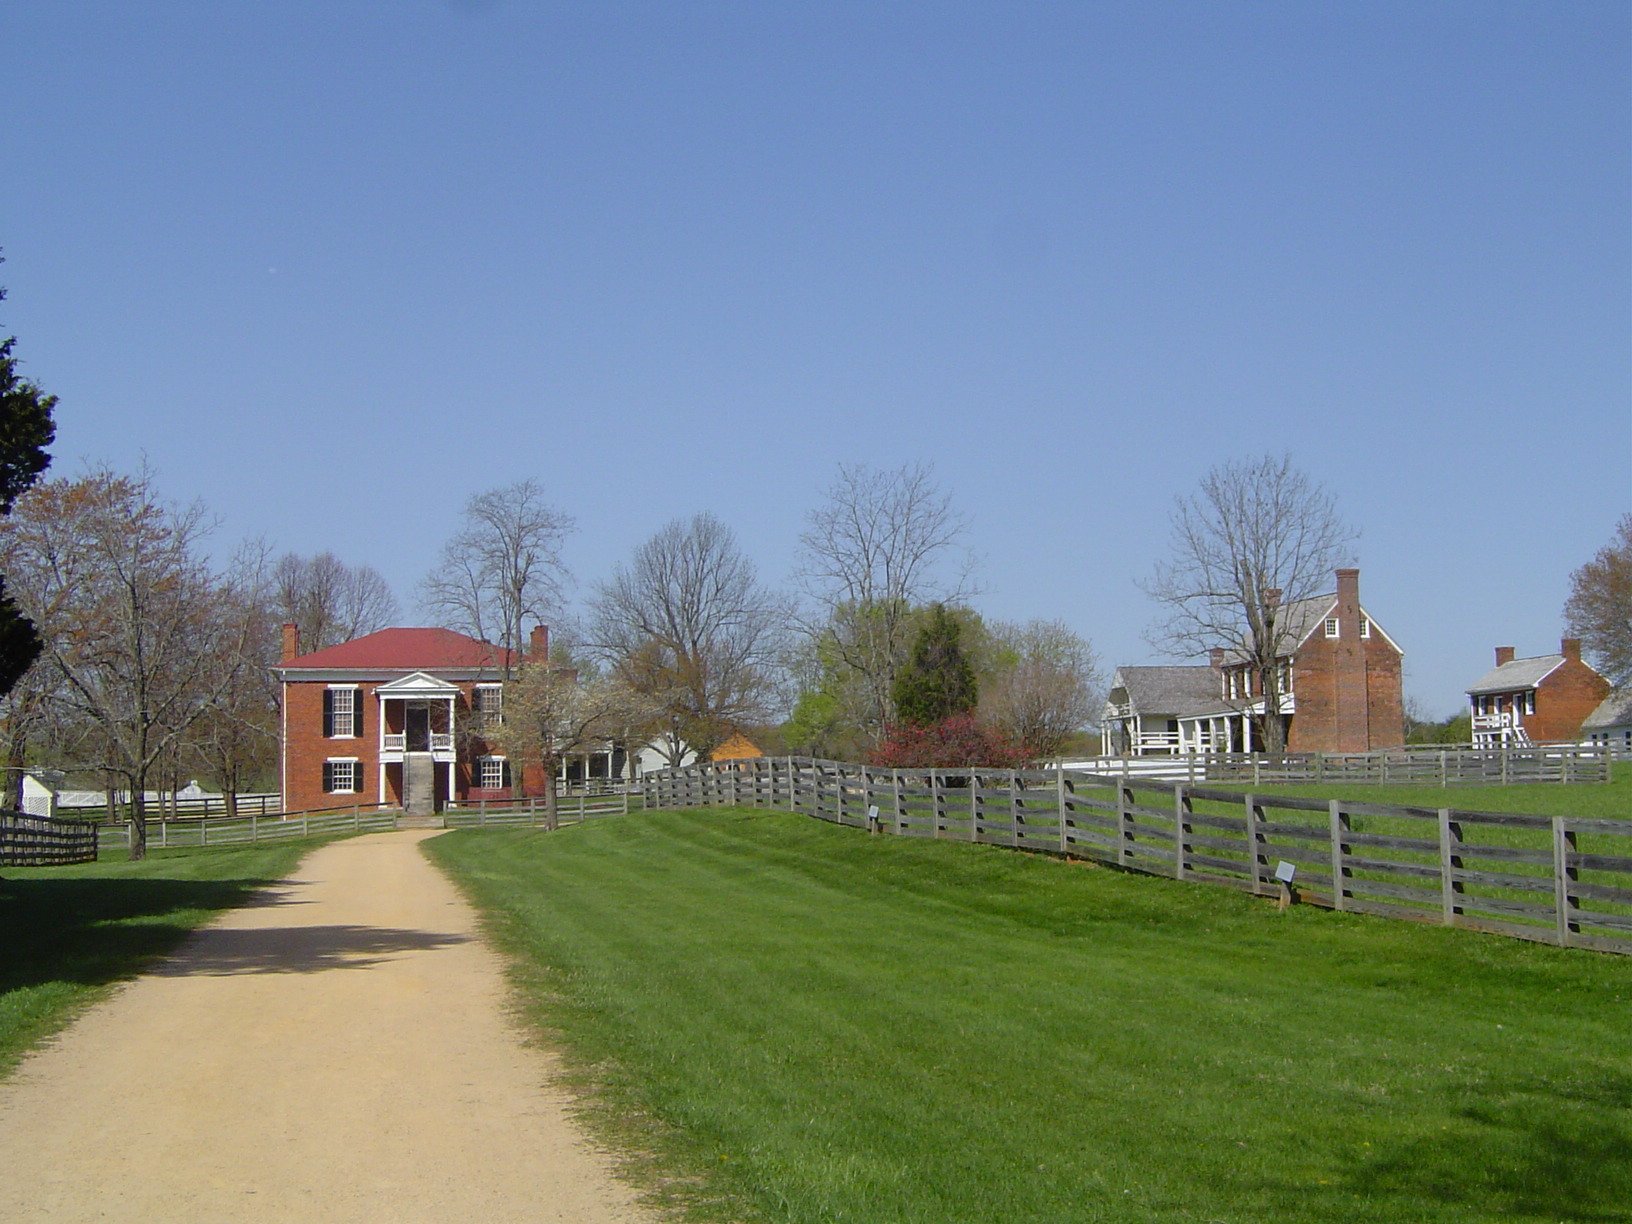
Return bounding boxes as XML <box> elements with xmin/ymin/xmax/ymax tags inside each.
<box><xmin>1324</xmin><ymin>617</ymin><xmax>1340</xmax><ymax>639</ymax></box>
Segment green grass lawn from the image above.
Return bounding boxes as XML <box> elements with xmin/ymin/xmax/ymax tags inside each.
<box><xmin>0</xmin><ymin>840</ymin><xmax>330</xmax><ymax>1076</ymax></box>
<box><xmin>427</xmin><ymin>810</ymin><xmax>1632</xmax><ymax>1224</ymax></box>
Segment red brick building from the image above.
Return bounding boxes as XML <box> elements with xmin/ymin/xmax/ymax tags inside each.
<box><xmin>1466</xmin><ymin>638</ymin><xmax>1611</xmax><ymax>746</ymax></box>
<box><xmin>276</xmin><ymin>625</ymin><xmax>549</xmax><ymax>815</ymax></box>
<box><xmin>1104</xmin><ymin>568</ymin><xmax>1405</xmax><ymax>755</ymax></box>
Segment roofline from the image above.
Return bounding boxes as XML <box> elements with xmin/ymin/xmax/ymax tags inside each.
<box><xmin>1466</xmin><ymin>657</ymin><xmax>1564</xmax><ymax>696</ymax></box>
<box><xmin>274</xmin><ymin>667</ymin><xmax>507</xmax><ymax>683</ymax></box>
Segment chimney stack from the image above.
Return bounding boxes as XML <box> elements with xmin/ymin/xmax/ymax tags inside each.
<box><xmin>281</xmin><ymin>623</ymin><xmax>300</xmax><ymax>664</ymax></box>
<box><xmin>1209</xmin><ymin>647</ymin><xmax>1225</xmax><ymax>671</ymax></box>
<box><xmin>1335</xmin><ymin>568</ymin><xmax>1360</xmax><ymax>609</ymax></box>
<box><xmin>1561</xmin><ymin>637</ymin><xmax>1582</xmax><ymax>663</ymax></box>
<box><xmin>1495</xmin><ymin>646</ymin><xmax>1515</xmax><ymax>667</ymax></box>
<box><xmin>530</xmin><ymin>623</ymin><xmax>550</xmax><ymax>662</ymax></box>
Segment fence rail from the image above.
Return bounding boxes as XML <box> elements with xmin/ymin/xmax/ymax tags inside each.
<box><xmin>646</xmin><ymin>757</ymin><xmax>1632</xmax><ymax>958</ymax></box>
<box><xmin>96</xmin><ymin>807</ymin><xmax>399</xmax><ymax>851</ymax></box>
<box><xmin>443</xmin><ymin>792</ymin><xmax>630</xmax><ymax>829</ymax></box>
<box><xmin>1064</xmin><ymin>744</ymin><xmax>1612</xmax><ymax>786</ymax></box>
<box><xmin>0</xmin><ymin>812</ymin><xmax>99</xmax><ymax>865</ymax></box>
<box><xmin>60</xmin><ymin>792</ymin><xmax>282</xmax><ymax>821</ymax></box>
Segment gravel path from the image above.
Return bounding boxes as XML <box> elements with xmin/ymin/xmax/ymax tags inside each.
<box><xmin>0</xmin><ymin>829</ymin><xmax>660</xmax><ymax>1223</ymax></box>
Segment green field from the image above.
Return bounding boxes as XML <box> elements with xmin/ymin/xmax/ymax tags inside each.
<box><xmin>427</xmin><ymin>809</ymin><xmax>1632</xmax><ymax>1223</ymax></box>
<box><xmin>0</xmin><ymin>840</ymin><xmax>330</xmax><ymax>1076</ymax></box>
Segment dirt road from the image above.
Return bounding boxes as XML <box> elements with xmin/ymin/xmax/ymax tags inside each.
<box><xmin>0</xmin><ymin>829</ymin><xmax>659</xmax><ymax>1223</ymax></box>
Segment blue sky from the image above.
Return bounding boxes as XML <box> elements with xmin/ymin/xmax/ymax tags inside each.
<box><xmin>3</xmin><ymin>1</ymin><xmax>1628</xmax><ymax>716</ymax></box>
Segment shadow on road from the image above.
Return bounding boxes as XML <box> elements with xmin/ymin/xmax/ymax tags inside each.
<box><xmin>154</xmin><ymin>922</ymin><xmax>471</xmax><ymax>975</ymax></box>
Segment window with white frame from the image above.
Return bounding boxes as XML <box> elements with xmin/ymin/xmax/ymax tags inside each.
<box><xmin>474</xmin><ymin>684</ymin><xmax>504</xmax><ymax>731</ymax></box>
<box><xmin>1278</xmin><ymin>661</ymin><xmax>1294</xmax><ymax>697</ymax></box>
<box><xmin>324</xmin><ymin>686</ymin><xmax>361</xmax><ymax>738</ymax></box>
<box><xmin>1359</xmin><ymin>616</ymin><xmax>1371</xmax><ymax>639</ymax></box>
<box><xmin>323</xmin><ymin>759</ymin><xmax>360</xmax><ymax>794</ymax></box>
<box><xmin>477</xmin><ymin>756</ymin><xmax>511</xmax><ymax>790</ymax></box>
<box><xmin>1522</xmin><ymin>691</ymin><xmax>1535</xmax><ymax>716</ymax></box>
<box><xmin>1324</xmin><ymin>617</ymin><xmax>1340</xmax><ymax>639</ymax></box>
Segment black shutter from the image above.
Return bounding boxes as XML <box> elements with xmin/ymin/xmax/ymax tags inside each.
<box><xmin>322</xmin><ymin>689</ymin><xmax>335</xmax><ymax>738</ymax></box>
<box><xmin>501</xmin><ymin>759</ymin><xmax>512</xmax><ymax>789</ymax></box>
<box><xmin>353</xmin><ymin>687</ymin><xmax>364</xmax><ymax>739</ymax></box>
<box><xmin>322</xmin><ymin>761</ymin><xmax>335</xmax><ymax>793</ymax></box>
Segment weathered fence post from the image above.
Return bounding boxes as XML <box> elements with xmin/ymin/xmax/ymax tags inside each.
<box><xmin>1010</xmin><ymin>770</ymin><xmax>1021</xmax><ymax>847</ymax></box>
<box><xmin>1245</xmin><ymin>794</ymin><xmax>1264</xmax><ymax>895</ymax></box>
<box><xmin>931</xmin><ymin>772</ymin><xmax>942</xmax><ymax>837</ymax></box>
<box><xmin>1117</xmin><ymin>784</ymin><xmax>1133</xmax><ymax>868</ymax></box>
<box><xmin>1438</xmin><ymin>808</ymin><xmax>1463</xmax><ymax>924</ymax></box>
<box><xmin>1329</xmin><ymin>799</ymin><xmax>1350</xmax><ymax>910</ymax></box>
<box><xmin>1173</xmin><ymin>785</ymin><xmax>1191</xmax><ymax>880</ymax></box>
<box><xmin>970</xmin><ymin>773</ymin><xmax>979</xmax><ymax>843</ymax></box>
<box><xmin>1553</xmin><ymin>816</ymin><xmax>1579</xmax><ymax>947</ymax></box>
<box><xmin>787</xmin><ymin>757</ymin><xmax>797</xmax><ymax>812</ymax></box>
<box><xmin>1057</xmin><ymin>769</ymin><xmax>1070</xmax><ymax>856</ymax></box>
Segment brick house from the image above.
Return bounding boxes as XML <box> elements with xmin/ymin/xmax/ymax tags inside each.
<box><xmin>276</xmin><ymin>624</ymin><xmax>551</xmax><ymax>815</ymax></box>
<box><xmin>1104</xmin><ymin>568</ymin><xmax>1405</xmax><ymax>755</ymax></box>
<box><xmin>1466</xmin><ymin>638</ymin><xmax>1611</xmax><ymax>746</ymax></box>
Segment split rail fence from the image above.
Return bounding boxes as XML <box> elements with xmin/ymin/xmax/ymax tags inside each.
<box><xmin>0</xmin><ymin>812</ymin><xmax>99</xmax><ymax>865</ymax></box>
<box><xmin>647</xmin><ymin>757</ymin><xmax>1632</xmax><ymax>957</ymax></box>
<box><xmin>1069</xmin><ymin>745</ymin><xmax>1612</xmax><ymax>786</ymax></box>
<box><xmin>96</xmin><ymin>806</ymin><xmax>399</xmax><ymax>851</ymax></box>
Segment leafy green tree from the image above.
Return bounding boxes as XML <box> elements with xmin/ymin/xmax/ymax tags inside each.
<box><xmin>0</xmin><ymin>267</ymin><xmax>57</xmax><ymax>702</ymax></box>
<box><xmin>892</xmin><ymin>603</ymin><xmax>976</xmax><ymax>727</ymax></box>
<box><xmin>1564</xmin><ymin>514</ymin><xmax>1632</xmax><ymax>685</ymax></box>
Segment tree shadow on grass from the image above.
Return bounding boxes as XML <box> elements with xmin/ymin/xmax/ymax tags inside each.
<box><xmin>1245</xmin><ymin>1073</ymin><xmax>1632</xmax><ymax>1222</ymax></box>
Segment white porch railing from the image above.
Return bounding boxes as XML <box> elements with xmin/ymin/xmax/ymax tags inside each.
<box><xmin>380</xmin><ymin>732</ymin><xmax>456</xmax><ymax>754</ymax></box>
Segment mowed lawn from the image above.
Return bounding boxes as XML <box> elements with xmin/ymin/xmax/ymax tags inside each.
<box><xmin>0</xmin><ymin>840</ymin><xmax>332</xmax><ymax>1076</ymax></box>
<box><xmin>428</xmin><ymin>810</ymin><xmax>1632</xmax><ymax>1224</ymax></box>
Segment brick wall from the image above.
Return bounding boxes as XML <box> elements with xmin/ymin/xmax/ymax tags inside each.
<box><xmin>1528</xmin><ymin>641</ymin><xmax>1612</xmax><ymax>743</ymax></box>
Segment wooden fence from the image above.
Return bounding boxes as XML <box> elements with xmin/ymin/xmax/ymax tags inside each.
<box><xmin>443</xmin><ymin>792</ymin><xmax>630</xmax><ymax>829</ymax></box>
<box><xmin>0</xmin><ymin>812</ymin><xmax>99</xmax><ymax>865</ymax></box>
<box><xmin>646</xmin><ymin>757</ymin><xmax>1632</xmax><ymax>957</ymax></box>
<box><xmin>96</xmin><ymin>807</ymin><xmax>399</xmax><ymax>851</ymax></box>
<box><xmin>1066</xmin><ymin>744</ymin><xmax>1612</xmax><ymax>786</ymax></box>
<box><xmin>61</xmin><ymin>792</ymin><xmax>281</xmax><ymax>822</ymax></box>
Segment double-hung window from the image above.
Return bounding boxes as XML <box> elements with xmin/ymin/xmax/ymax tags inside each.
<box><xmin>1324</xmin><ymin>617</ymin><xmax>1340</xmax><ymax>639</ymax></box>
<box><xmin>477</xmin><ymin>756</ymin><xmax>511</xmax><ymax>790</ymax></box>
<box><xmin>323</xmin><ymin>759</ymin><xmax>360</xmax><ymax>794</ymax></box>
<box><xmin>474</xmin><ymin>684</ymin><xmax>504</xmax><ymax>731</ymax></box>
<box><xmin>324</xmin><ymin>686</ymin><xmax>363</xmax><ymax>738</ymax></box>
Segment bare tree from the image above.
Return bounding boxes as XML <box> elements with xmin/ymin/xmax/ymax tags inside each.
<box><xmin>272</xmin><ymin>551</ymin><xmax>398</xmax><ymax>652</ymax></box>
<box><xmin>422</xmin><ymin>480</ymin><xmax>572</xmax><ymax>676</ymax></box>
<box><xmin>489</xmin><ymin>660</ymin><xmax>661</xmax><ymax>828</ymax></box>
<box><xmin>981</xmin><ymin>619</ymin><xmax>1102</xmax><ymax>759</ymax></box>
<box><xmin>0</xmin><ymin>468</ymin><xmax>267</xmax><ymax>857</ymax></box>
<box><xmin>795</xmin><ymin>462</ymin><xmax>973</xmax><ymax>741</ymax></box>
<box><xmin>1564</xmin><ymin>513</ymin><xmax>1632</xmax><ymax>685</ymax></box>
<box><xmin>1143</xmin><ymin>454</ymin><xmax>1355</xmax><ymax>753</ymax></box>
<box><xmin>183</xmin><ymin>589</ymin><xmax>280</xmax><ymax>815</ymax></box>
<box><xmin>589</xmin><ymin>513</ymin><xmax>787</xmax><ymax>759</ymax></box>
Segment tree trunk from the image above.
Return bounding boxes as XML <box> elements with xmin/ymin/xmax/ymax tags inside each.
<box><xmin>129</xmin><ymin>785</ymin><xmax>148</xmax><ymax>861</ymax></box>
<box><xmin>543</xmin><ymin>770</ymin><xmax>559</xmax><ymax>832</ymax></box>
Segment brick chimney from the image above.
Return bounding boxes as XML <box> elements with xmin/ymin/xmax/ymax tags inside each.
<box><xmin>1561</xmin><ymin>637</ymin><xmax>1581</xmax><ymax>663</ymax></box>
<box><xmin>1208</xmin><ymin>647</ymin><xmax>1224</xmax><ymax>671</ymax></box>
<box><xmin>281</xmin><ymin>623</ymin><xmax>300</xmax><ymax>664</ymax></box>
<box><xmin>1495</xmin><ymin>646</ymin><xmax>1516</xmax><ymax>667</ymax></box>
<box><xmin>529</xmin><ymin>623</ymin><xmax>550</xmax><ymax>662</ymax></box>
<box><xmin>1335</xmin><ymin>568</ymin><xmax>1360</xmax><ymax>609</ymax></box>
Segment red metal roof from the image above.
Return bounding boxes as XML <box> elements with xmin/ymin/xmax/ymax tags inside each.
<box><xmin>281</xmin><ymin>627</ymin><xmax>514</xmax><ymax>672</ymax></box>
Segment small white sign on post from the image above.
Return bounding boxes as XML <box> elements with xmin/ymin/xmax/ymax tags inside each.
<box><xmin>1274</xmin><ymin>860</ymin><xmax>1297</xmax><ymax>912</ymax></box>
<box><xmin>867</xmin><ymin>804</ymin><xmax>881</xmax><ymax>835</ymax></box>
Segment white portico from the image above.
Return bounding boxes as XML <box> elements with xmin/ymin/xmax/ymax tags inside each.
<box><xmin>376</xmin><ymin>672</ymin><xmax>459</xmax><ymax>813</ymax></box>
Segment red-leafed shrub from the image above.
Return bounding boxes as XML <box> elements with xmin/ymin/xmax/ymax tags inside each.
<box><xmin>867</xmin><ymin>715</ymin><xmax>1028</xmax><ymax>769</ymax></box>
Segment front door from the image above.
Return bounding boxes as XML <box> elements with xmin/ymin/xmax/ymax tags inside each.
<box><xmin>405</xmin><ymin>704</ymin><xmax>430</xmax><ymax>752</ymax></box>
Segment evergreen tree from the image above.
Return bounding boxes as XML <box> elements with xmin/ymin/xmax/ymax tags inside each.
<box><xmin>0</xmin><ymin>268</ymin><xmax>57</xmax><ymax>698</ymax></box>
<box><xmin>891</xmin><ymin>603</ymin><xmax>976</xmax><ymax>727</ymax></box>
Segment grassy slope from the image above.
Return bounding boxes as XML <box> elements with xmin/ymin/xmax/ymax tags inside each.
<box><xmin>0</xmin><ymin>840</ymin><xmax>329</xmax><ymax>1076</ymax></box>
<box><xmin>428</xmin><ymin>811</ymin><xmax>1632</xmax><ymax>1224</ymax></box>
